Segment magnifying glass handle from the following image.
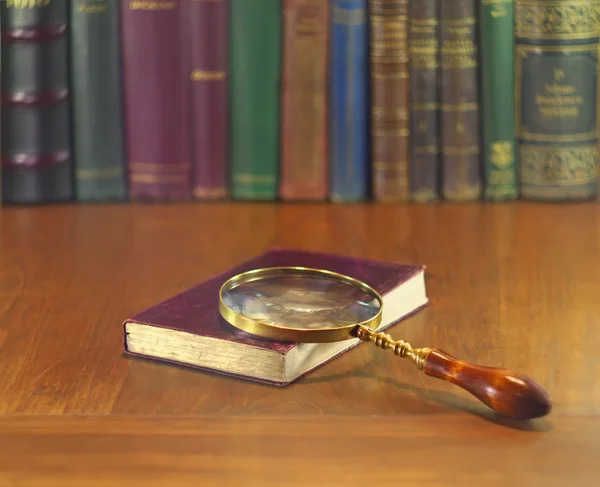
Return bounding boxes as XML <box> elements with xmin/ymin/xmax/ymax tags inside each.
<box><xmin>355</xmin><ymin>326</ymin><xmax>552</xmax><ymax>420</ymax></box>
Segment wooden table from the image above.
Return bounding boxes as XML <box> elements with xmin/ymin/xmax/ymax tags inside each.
<box><xmin>0</xmin><ymin>202</ymin><xmax>598</xmax><ymax>486</ymax></box>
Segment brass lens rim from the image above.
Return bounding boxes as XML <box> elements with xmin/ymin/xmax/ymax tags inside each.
<box><xmin>218</xmin><ymin>266</ymin><xmax>383</xmax><ymax>343</ymax></box>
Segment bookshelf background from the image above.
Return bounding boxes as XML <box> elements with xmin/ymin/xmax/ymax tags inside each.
<box><xmin>0</xmin><ymin>0</ymin><xmax>599</xmax><ymax>206</ymax></box>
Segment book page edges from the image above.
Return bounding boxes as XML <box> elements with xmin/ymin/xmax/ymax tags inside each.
<box><xmin>124</xmin><ymin>269</ymin><xmax>427</xmax><ymax>385</ymax></box>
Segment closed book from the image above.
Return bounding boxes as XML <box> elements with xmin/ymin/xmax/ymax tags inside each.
<box><xmin>229</xmin><ymin>0</ymin><xmax>282</xmax><ymax>200</ymax></box>
<box><xmin>515</xmin><ymin>0</ymin><xmax>599</xmax><ymax>201</ymax></box>
<box><xmin>189</xmin><ymin>0</ymin><xmax>228</xmax><ymax>200</ymax></box>
<box><xmin>330</xmin><ymin>0</ymin><xmax>370</xmax><ymax>202</ymax></box>
<box><xmin>71</xmin><ymin>0</ymin><xmax>127</xmax><ymax>201</ymax></box>
<box><xmin>480</xmin><ymin>0</ymin><xmax>517</xmax><ymax>201</ymax></box>
<box><xmin>120</xmin><ymin>0</ymin><xmax>191</xmax><ymax>201</ymax></box>
<box><xmin>408</xmin><ymin>0</ymin><xmax>440</xmax><ymax>203</ymax></box>
<box><xmin>279</xmin><ymin>0</ymin><xmax>329</xmax><ymax>201</ymax></box>
<box><xmin>123</xmin><ymin>248</ymin><xmax>428</xmax><ymax>386</ymax></box>
<box><xmin>1</xmin><ymin>0</ymin><xmax>72</xmax><ymax>204</ymax></box>
<box><xmin>439</xmin><ymin>0</ymin><xmax>482</xmax><ymax>201</ymax></box>
<box><xmin>369</xmin><ymin>0</ymin><xmax>410</xmax><ymax>203</ymax></box>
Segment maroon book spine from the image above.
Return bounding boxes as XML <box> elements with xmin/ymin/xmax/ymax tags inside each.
<box><xmin>189</xmin><ymin>0</ymin><xmax>229</xmax><ymax>200</ymax></box>
<box><xmin>120</xmin><ymin>0</ymin><xmax>192</xmax><ymax>201</ymax></box>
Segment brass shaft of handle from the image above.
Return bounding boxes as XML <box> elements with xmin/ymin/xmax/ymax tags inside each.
<box><xmin>355</xmin><ymin>326</ymin><xmax>552</xmax><ymax>420</ymax></box>
<box><xmin>355</xmin><ymin>325</ymin><xmax>432</xmax><ymax>369</ymax></box>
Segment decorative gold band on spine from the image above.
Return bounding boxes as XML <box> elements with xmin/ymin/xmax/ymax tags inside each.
<box><xmin>515</xmin><ymin>1</ymin><xmax>600</xmax><ymax>40</ymax></box>
<box><xmin>128</xmin><ymin>162</ymin><xmax>190</xmax><ymax>184</ymax></box>
<box><xmin>77</xmin><ymin>167</ymin><xmax>123</xmax><ymax>179</ymax></box>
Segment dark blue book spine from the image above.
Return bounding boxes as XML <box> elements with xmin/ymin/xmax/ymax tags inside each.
<box><xmin>329</xmin><ymin>0</ymin><xmax>369</xmax><ymax>202</ymax></box>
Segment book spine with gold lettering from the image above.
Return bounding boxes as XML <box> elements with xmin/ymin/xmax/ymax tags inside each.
<box><xmin>279</xmin><ymin>0</ymin><xmax>329</xmax><ymax>201</ymax></box>
<box><xmin>480</xmin><ymin>0</ymin><xmax>517</xmax><ymax>201</ymax></box>
<box><xmin>1</xmin><ymin>0</ymin><xmax>73</xmax><ymax>204</ymax></box>
<box><xmin>71</xmin><ymin>0</ymin><xmax>127</xmax><ymax>201</ymax></box>
<box><xmin>439</xmin><ymin>0</ymin><xmax>482</xmax><ymax>201</ymax></box>
<box><xmin>330</xmin><ymin>0</ymin><xmax>369</xmax><ymax>202</ymax></box>
<box><xmin>408</xmin><ymin>0</ymin><xmax>440</xmax><ymax>202</ymax></box>
<box><xmin>515</xmin><ymin>0</ymin><xmax>599</xmax><ymax>201</ymax></box>
<box><xmin>230</xmin><ymin>0</ymin><xmax>281</xmax><ymax>200</ymax></box>
<box><xmin>189</xmin><ymin>0</ymin><xmax>228</xmax><ymax>200</ymax></box>
<box><xmin>120</xmin><ymin>0</ymin><xmax>192</xmax><ymax>201</ymax></box>
<box><xmin>369</xmin><ymin>0</ymin><xmax>410</xmax><ymax>202</ymax></box>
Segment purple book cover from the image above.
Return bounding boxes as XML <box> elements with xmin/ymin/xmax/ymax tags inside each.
<box><xmin>189</xmin><ymin>0</ymin><xmax>229</xmax><ymax>200</ymax></box>
<box><xmin>120</xmin><ymin>0</ymin><xmax>192</xmax><ymax>201</ymax></box>
<box><xmin>123</xmin><ymin>248</ymin><xmax>425</xmax><ymax>356</ymax></box>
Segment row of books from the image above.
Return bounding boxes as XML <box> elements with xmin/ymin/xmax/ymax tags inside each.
<box><xmin>1</xmin><ymin>0</ymin><xmax>599</xmax><ymax>205</ymax></box>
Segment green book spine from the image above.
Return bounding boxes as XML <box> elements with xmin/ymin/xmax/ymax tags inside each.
<box><xmin>71</xmin><ymin>0</ymin><xmax>127</xmax><ymax>201</ymax></box>
<box><xmin>480</xmin><ymin>0</ymin><xmax>517</xmax><ymax>201</ymax></box>
<box><xmin>229</xmin><ymin>0</ymin><xmax>282</xmax><ymax>200</ymax></box>
<box><xmin>515</xmin><ymin>0</ymin><xmax>599</xmax><ymax>201</ymax></box>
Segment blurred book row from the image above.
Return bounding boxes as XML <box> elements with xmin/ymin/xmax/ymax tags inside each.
<box><xmin>0</xmin><ymin>0</ymin><xmax>598</xmax><ymax>205</ymax></box>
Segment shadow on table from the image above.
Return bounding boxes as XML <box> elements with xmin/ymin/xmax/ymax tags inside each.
<box><xmin>300</xmin><ymin>365</ymin><xmax>554</xmax><ymax>433</ymax></box>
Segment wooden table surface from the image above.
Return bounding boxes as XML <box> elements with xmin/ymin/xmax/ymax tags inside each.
<box><xmin>0</xmin><ymin>202</ymin><xmax>598</xmax><ymax>486</ymax></box>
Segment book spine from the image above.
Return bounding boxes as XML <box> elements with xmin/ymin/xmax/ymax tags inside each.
<box><xmin>369</xmin><ymin>0</ymin><xmax>410</xmax><ymax>202</ymax></box>
<box><xmin>229</xmin><ymin>0</ymin><xmax>281</xmax><ymax>200</ymax></box>
<box><xmin>279</xmin><ymin>0</ymin><xmax>329</xmax><ymax>201</ymax></box>
<box><xmin>189</xmin><ymin>0</ymin><xmax>228</xmax><ymax>200</ymax></box>
<box><xmin>70</xmin><ymin>0</ymin><xmax>127</xmax><ymax>201</ymax></box>
<box><xmin>1</xmin><ymin>0</ymin><xmax>72</xmax><ymax>204</ymax></box>
<box><xmin>0</xmin><ymin>7</ymin><xmax>2</xmax><ymax>206</ymax></box>
<box><xmin>439</xmin><ymin>0</ymin><xmax>482</xmax><ymax>201</ymax></box>
<box><xmin>120</xmin><ymin>0</ymin><xmax>191</xmax><ymax>201</ymax></box>
<box><xmin>480</xmin><ymin>0</ymin><xmax>517</xmax><ymax>201</ymax></box>
<box><xmin>330</xmin><ymin>0</ymin><xmax>369</xmax><ymax>202</ymax></box>
<box><xmin>408</xmin><ymin>0</ymin><xmax>440</xmax><ymax>202</ymax></box>
<box><xmin>515</xmin><ymin>0</ymin><xmax>599</xmax><ymax>201</ymax></box>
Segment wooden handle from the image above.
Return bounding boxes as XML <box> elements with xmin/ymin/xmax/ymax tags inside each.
<box><xmin>422</xmin><ymin>349</ymin><xmax>552</xmax><ymax>420</ymax></box>
<box><xmin>354</xmin><ymin>326</ymin><xmax>552</xmax><ymax>420</ymax></box>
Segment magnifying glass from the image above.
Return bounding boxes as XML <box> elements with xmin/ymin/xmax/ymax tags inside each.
<box><xmin>219</xmin><ymin>266</ymin><xmax>552</xmax><ymax>420</ymax></box>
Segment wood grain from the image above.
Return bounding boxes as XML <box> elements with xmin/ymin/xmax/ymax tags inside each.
<box><xmin>0</xmin><ymin>415</ymin><xmax>597</xmax><ymax>486</ymax></box>
<box><xmin>0</xmin><ymin>201</ymin><xmax>598</xmax><ymax>485</ymax></box>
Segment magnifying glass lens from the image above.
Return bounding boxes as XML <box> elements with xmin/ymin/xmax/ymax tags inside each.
<box><xmin>220</xmin><ymin>269</ymin><xmax>381</xmax><ymax>331</ymax></box>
